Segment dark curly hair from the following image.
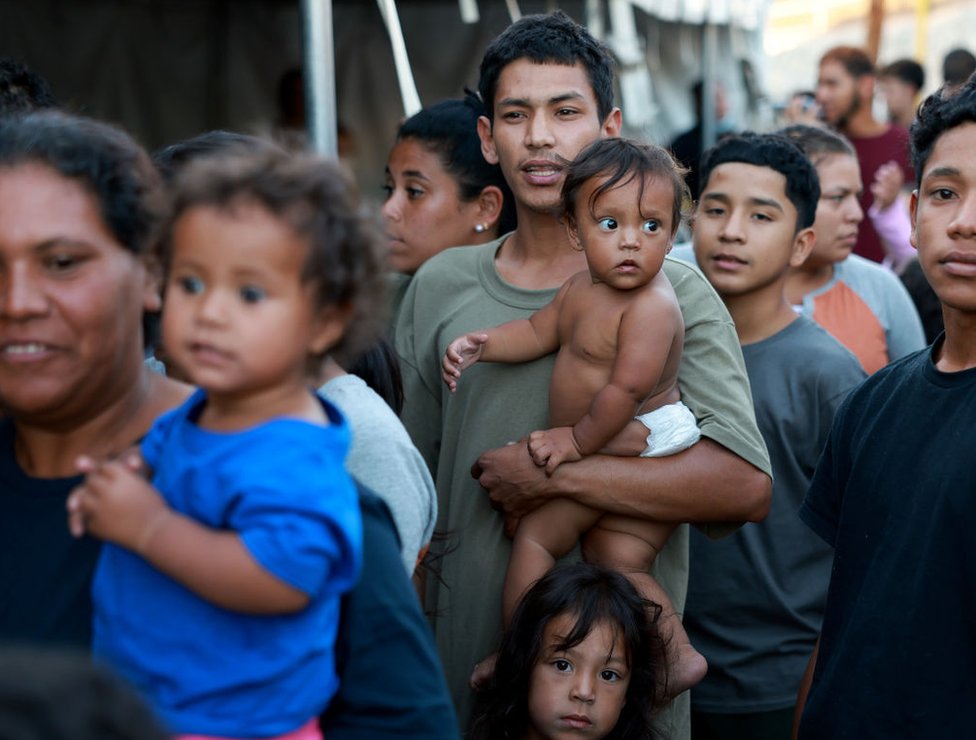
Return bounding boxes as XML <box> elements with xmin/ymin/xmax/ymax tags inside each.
<box><xmin>161</xmin><ymin>147</ymin><xmax>386</xmax><ymax>367</ymax></box>
<box><xmin>698</xmin><ymin>131</ymin><xmax>821</xmax><ymax>232</ymax></box>
<box><xmin>0</xmin><ymin>110</ymin><xmax>163</xmax><ymax>257</ymax></box>
<box><xmin>0</xmin><ymin>57</ymin><xmax>57</xmax><ymax>116</ymax></box>
<box><xmin>478</xmin><ymin>10</ymin><xmax>616</xmax><ymax>125</ymax></box>
<box><xmin>562</xmin><ymin>137</ymin><xmax>690</xmax><ymax>239</ymax></box>
<box><xmin>910</xmin><ymin>74</ymin><xmax>976</xmax><ymax>188</ymax></box>
<box><xmin>472</xmin><ymin>562</ymin><xmax>667</xmax><ymax>740</ymax></box>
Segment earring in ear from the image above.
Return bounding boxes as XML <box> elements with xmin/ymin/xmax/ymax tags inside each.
<box><xmin>474</xmin><ymin>223</ymin><xmax>487</xmax><ymax>234</ymax></box>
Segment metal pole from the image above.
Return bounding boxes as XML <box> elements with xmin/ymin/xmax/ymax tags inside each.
<box><xmin>701</xmin><ymin>23</ymin><xmax>718</xmax><ymax>151</ymax></box>
<box><xmin>301</xmin><ymin>0</ymin><xmax>338</xmax><ymax>156</ymax></box>
<box><xmin>377</xmin><ymin>0</ymin><xmax>422</xmax><ymax>118</ymax></box>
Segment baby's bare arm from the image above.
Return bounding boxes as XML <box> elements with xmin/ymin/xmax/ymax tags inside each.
<box><xmin>442</xmin><ymin>282</ymin><xmax>566</xmax><ymax>391</ymax></box>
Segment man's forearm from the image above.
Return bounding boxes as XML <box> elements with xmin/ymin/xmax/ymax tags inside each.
<box><xmin>474</xmin><ymin>437</ymin><xmax>771</xmax><ymax>526</ymax></box>
<box><xmin>552</xmin><ymin>438</ymin><xmax>771</xmax><ymax>523</ymax></box>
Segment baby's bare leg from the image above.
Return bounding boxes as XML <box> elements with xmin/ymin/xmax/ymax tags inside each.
<box><xmin>583</xmin><ymin>516</ymin><xmax>707</xmax><ymax>697</ymax></box>
<box><xmin>471</xmin><ymin>499</ymin><xmax>603</xmax><ymax>691</ymax></box>
<box><xmin>503</xmin><ymin>498</ymin><xmax>603</xmax><ymax>625</ymax></box>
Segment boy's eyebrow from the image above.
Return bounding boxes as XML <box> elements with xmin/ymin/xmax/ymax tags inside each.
<box><xmin>702</xmin><ymin>190</ymin><xmax>785</xmax><ymax>212</ymax></box>
<box><xmin>923</xmin><ymin>165</ymin><xmax>962</xmax><ymax>180</ymax></box>
<box><xmin>497</xmin><ymin>91</ymin><xmax>587</xmax><ymax>109</ymax></box>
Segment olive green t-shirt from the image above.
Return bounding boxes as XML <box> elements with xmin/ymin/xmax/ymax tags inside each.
<box><xmin>395</xmin><ymin>236</ymin><xmax>770</xmax><ymax>737</ymax></box>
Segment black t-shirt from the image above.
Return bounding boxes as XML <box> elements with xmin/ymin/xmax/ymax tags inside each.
<box><xmin>799</xmin><ymin>338</ymin><xmax>976</xmax><ymax>737</ymax></box>
<box><xmin>0</xmin><ymin>419</ymin><xmax>100</xmax><ymax>648</ymax></box>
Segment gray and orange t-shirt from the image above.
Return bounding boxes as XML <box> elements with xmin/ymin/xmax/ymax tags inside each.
<box><xmin>794</xmin><ymin>254</ymin><xmax>925</xmax><ymax>374</ymax></box>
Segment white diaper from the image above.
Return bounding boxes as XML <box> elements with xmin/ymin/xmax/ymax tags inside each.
<box><xmin>635</xmin><ymin>400</ymin><xmax>701</xmax><ymax>457</ymax></box>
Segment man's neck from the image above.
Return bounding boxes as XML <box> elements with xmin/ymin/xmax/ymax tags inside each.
<box><xmin>784</xmin><ymin>262</ymin><xmax>835</xmax><ymax>305</ymax></box>
<box><xmin>935</xmin><ymin>309</ymin><xmax>976</xmax><ymax>372</ymax></box>
<box><xmin>496</xmin><ymin>207</ymin><xmax>587</xmax><ymax>290</ymax></box>
<box><xmin>723</xmin><ymin>281</ymin><xmax>798</xmax><ymax>346</ymax></box>
<box><xmin>842</xmin><ymin>109</ymin><xmax>888</xmax><ymax>139</ymax></box>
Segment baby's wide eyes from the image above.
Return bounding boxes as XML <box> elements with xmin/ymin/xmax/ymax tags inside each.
<box><xmin>597</xmin><ymin>217</ymin><xmax>618</xmax><ymax>232</ymax></box>
<box><xmin>642</xmin><ymin>219</ymin><xmax>660</xmax><ymax>233</ymax></box>
<box><xmin>240</xmin><ymin>285</ymin><xmax>266</xmax><ymax>303</ymax></box>
<box><xmin>178</xmin><ymin>275</ymin><xmax>204</xmax><ymax>295</ymax></box>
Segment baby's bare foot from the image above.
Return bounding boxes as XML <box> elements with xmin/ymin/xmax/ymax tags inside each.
<box><xmin>469</xmin><ymin>653</ymin><xmax>499</xmax><ymax>691</ymax></box>
<box><xmin>666</xmin><ymin>643</ymin><xmax>708</xmax><ymax>698</ymax></box>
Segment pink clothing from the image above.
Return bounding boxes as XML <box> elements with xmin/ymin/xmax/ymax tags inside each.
<box><xmin>849</xmin><ymin>124</ymin><xmax>913</xmax><ymax>264</ymax></box>
<box><xmin>176</xmin><ymin>718</ymin><xmax>322</xmax><ymax>740</ymax></box>
<box><xmin>868</xmin><ymin>198</ymin><xmax>915</xmax><ymax>273</ymax></box>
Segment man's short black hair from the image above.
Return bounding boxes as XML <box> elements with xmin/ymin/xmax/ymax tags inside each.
<box><xmin>477</xmin><ymin>10</ymin><xmax>616</xmax><ymax>124</ymax></box>
<box><xmin>910</xmin><ymin>75</ymin><xmax>976</xmax><ymax>188</ymax></box>
<box><xmin>942</xmin><ymin>48</ymin><xmax>976</xmax><ymax>87</ymax></box>
<box><xmin>881</xmin><ymin>58</ymin><xmax>925</xmax><ymax>93</ymax></box>
<box><xmin>698</xmin><ymin>132</ymin><xmax>820</xmax><ymax>231</ymax></box>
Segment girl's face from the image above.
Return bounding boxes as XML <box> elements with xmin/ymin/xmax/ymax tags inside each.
<box><xmin>163</xmin><ymin>203</ymin><xmax>344</xmax><ymax>412</ymax></box>
<box><xmin>808</xmin><ymin>153</ymin><xmax>864</xmax><ymax>269</ymax></box>
<box><xmin>381</xmin><ymin>137</ymin><xmax>487</xmax><ymax>274</ymax></box>
<box><xmin>525</xmin><ymin>613</ymin><xmax>630</xmax><ymax>740</ymax></box>
<box><xmin>0</xmin><ymin>163</ymin><xmax>158</xmax><ymax>425</ymax></box>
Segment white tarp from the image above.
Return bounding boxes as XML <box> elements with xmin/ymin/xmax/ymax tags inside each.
<box><xmin>631</xmin><ymin>0</ymin><xmax>769</xmax><ymax>30</ymax></box>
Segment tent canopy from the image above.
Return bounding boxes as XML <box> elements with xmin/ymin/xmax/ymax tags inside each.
<box><xmin>0</xmin><ymin>0</ymin><xmax>770</xmax><ymax>198</ymax></box>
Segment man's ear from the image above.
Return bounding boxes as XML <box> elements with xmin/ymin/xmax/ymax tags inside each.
<box><xmin>789</xmin><ymin>226</ymin><xmax>817</xmax><ymax>267</ymax></box>
<box><xmin>602</xmin><ymin>107</ymin><xmax>623</xmax><ymax>138</ymax></box>
<box><xmin>476</xmin><ymin>185</ymin><xmax>504</xmax><ymax>231</ymax></box>
<box><xmin>909</xmin><ymin>189</ymin><xmax>920</xmax><ymax>250</ymax></box>
<box><xmin>478</xmin><ymin>115</ymin><xmax>499</xmax><ymax>165</ymax></box>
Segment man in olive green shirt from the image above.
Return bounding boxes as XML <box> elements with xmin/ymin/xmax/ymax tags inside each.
<box><xmin>395</xmin><ymin>11</ymin><xmax>772</xmax><ymax>737</ymax></box>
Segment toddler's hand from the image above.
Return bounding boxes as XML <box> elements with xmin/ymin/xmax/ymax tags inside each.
<box><xmin>441</xmin><ymin>332</ymin><xmax>489</xmax><ymax>392</ymax></box>
<box><xmin>871</xmin><ymin>161</ymin><xmax>905</xmax><ymax>211</ymax></box>
<box><xmin>528</xmin><ymin>426</ymin><xmax>582</xmax><ymax>474</ymax></box>
<box><xmin>67</xmin><ymin>455</ymin><xmax>171</xmax><ymax>554</ymax></box>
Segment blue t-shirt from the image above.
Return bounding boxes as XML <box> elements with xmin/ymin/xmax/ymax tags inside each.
<box><xmin>93</xmin><ymin>389</ymin><xmax>362</xmax><ymax>737</ymax></box>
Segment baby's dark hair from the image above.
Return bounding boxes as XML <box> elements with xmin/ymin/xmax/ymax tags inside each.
<box><xmin>562</xmin><ymin>137</ymin><xmax>689</xmax><ymax>238</ymax></box>
<box><xmin>396</xmin><ymin>92</ymin><xmax>516</xmax><ymax>235</ymax></box>
<box><xmin>478</xmin><ymin>10</ymin><xmax>616</xmax><ymax>125</ymax></box>
<box><xmin>473</xmin><ymin>562</ymin><xmax>667</xmax><ymax>740</ymax></box>
<box><xmin>777</xmin><ymin>123</ymin><xmax>856</xmax><ymax>168</ymax></box>
<box><xmin>698</xmin><ymin>131</ymin><xmax>820</xmax><ymax>231</ymax></box>
<box><xmin>910</xmin><ymin>75</ymin><xmax>976</xmax><ymax>189</ymax></box>
<box><xmin>162</xmin><ymin>147</ymin><xmax>386</xmax><ymax>366</ymax></box>
<box><xmin>0</xmin><ymin>110</ymin><xmax>163</xmax><ymax>257</ymax></box>
<box><xmin>0</xmin><ymin>647</ymin><xmax>170</xmax><ymax>740</ymax></box>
